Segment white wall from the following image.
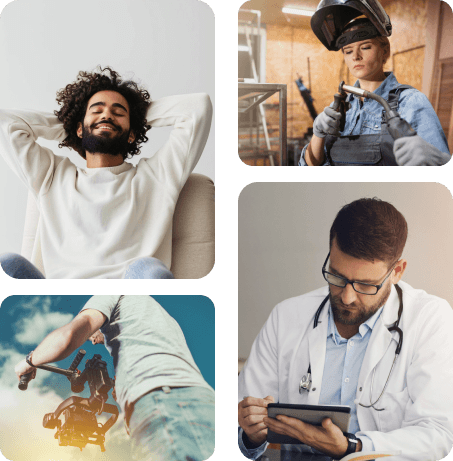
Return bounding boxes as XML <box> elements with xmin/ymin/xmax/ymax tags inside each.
<box><xmin>0</xmin><ymin>0</ymin><xmax>214</xmax><ymax>254</ymax></box>
<box><xmin>238</xmin><ymin>182</ymin><xmax>453</xmax><ymax>358</ymax></box>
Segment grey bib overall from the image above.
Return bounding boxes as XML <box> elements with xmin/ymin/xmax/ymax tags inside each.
<box><xmin>325</xmin><ymin>85</ymin><xmax>413</xmax><ymax>166</ymax></box>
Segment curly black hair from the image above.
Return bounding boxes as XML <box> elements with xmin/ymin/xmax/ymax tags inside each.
<box><xmin>54</xmin><ymin>66</ymin><xmax>151</xmax><ymax>160</ymax></box>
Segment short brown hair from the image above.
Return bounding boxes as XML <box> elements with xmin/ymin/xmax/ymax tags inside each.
<box><xmin>329</xmin><ymin>198</ymin><xmax>408</xmax><ymax>267</ymax></box>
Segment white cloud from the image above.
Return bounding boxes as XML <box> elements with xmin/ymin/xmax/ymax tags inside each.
<box><xmin>14</xmin><ymin>311</ymin><xmax>74</xmax><ymax>346</ymax></box>
<box><xmin>0</xmin><ymin>345</ymin><xmax>49</xmax><ymax>389</ymax></box>
<box><xmin>0</xmin><ymin>298</ymin><xmax>131</xmax><ymax>461</ymax></box>
<box><xmin>0</xmin><ymin>383</ymin><xmax>108</xmax><ymax>461</ymax></box>
<box><xmin>0</xmin><ymin>380</ymin><xmax>131</xmax><ymax>461</ymax></box>
<box><xmin>14</xmin><ymin>296</ymin><xmax>54</xmax><ymax>312</ymax></box>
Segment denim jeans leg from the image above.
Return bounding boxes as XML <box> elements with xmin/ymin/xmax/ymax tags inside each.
<box><xmin>124</xmin><ymin>257</ymin><xmax>175</xmax><ymax>279</ymax></box>
<box><xmin>129</xmin><ymin>387</ymin><xmax>215</xmax><ymax>461</ymax></box>
<box><xmin>0</xmin><ymin>253</ymin><xmax>45</xmax><ymax>279</ymax></box>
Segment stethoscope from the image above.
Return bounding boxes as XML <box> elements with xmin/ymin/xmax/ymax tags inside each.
<box><xmin>299</xmin><ymin>284</ymin><xmax>404</xmax><ymax>411</ymax></box>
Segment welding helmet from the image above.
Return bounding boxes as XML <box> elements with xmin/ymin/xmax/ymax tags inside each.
<box><xmin>311</xmin><ymin>0</ymin><xmax>392</xmax><ymax>51</ymax></box>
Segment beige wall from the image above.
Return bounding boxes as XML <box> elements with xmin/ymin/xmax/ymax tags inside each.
<box><xmin>238</xmin><ymin>183</ymin><xmax>453</xmax><ymax>358</ymax></box>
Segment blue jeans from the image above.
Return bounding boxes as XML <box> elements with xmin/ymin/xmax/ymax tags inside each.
<box><xmin>128</xmin><ymin>386</ymin><xmax>215</xmax><ymax>461</ymax></box>
<box><xmin>0</xmin><ymin>253</ymin><xmax>174</xmax><ymax>279</ymax></box>
<box><xmin>124</xmin><ymin>257</ymin><xmax>174</xmax><ymax>279</ymax></box>
<box><xmin>0</xmin><ymin>253</ymin><xmax>45</xmax><ymax>279</ymax></box>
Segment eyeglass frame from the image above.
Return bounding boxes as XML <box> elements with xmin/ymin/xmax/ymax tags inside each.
<box><xmin>322</xmin><ymin>251</ymin><xmax>397</xmax><ymax>295</ymax></box>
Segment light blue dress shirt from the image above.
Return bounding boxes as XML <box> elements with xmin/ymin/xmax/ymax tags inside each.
<box><xmin>238</xmin><ymin>303</ymin><xmax>383</xmax><ymax>459</ymax></box>
<box><xmin>299</xmin><ymin>72</ymin><xmax>449</xmax><ymax>165</ymax></box>
<box><xmin>318</xmin><ymin>304</ymin><xmax>382</xmax><ymax>451</ymax></box>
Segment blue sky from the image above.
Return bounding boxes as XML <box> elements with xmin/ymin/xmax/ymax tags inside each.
<box><xmin>0</xmin><ymin>295</ymin><xmax>215</xmax><ymax>461</ymax></box>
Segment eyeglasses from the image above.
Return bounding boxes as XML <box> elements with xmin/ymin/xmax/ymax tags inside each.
<box><xmin>322</xmin><ymin>251</ymin><xmax>396</xmax><ymax>295</ymax></box>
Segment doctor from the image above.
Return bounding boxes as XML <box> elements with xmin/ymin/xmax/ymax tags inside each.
<box><xmin>238</xmin><ymin>198</ymin><xmax>453</xmax><ymax>460</ymax></box>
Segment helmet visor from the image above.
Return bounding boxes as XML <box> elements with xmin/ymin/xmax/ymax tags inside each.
<box><xmin>311</xmin><ymin>0</ymin><xmax>391</xmax><ymax>51</ymax></box>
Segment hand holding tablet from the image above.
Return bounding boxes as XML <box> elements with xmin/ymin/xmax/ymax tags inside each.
<box><xmin>264</xmin><ymin>403</ymin><xmax>352</xmax><ymax>458</ymax></box>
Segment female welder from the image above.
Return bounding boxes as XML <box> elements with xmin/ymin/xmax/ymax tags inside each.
<box><xmin>300</xmin><ymin>0</ymin><xmax>449</xmax><ymax>166</ymax></box>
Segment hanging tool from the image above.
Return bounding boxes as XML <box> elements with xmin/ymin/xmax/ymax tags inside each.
<box><xmin>295</xmin><ymin>73</ymin><xmax>318</xmax><ymax>121</ymax></box>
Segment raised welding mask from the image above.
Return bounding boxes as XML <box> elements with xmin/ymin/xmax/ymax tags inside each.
<box><xmin>311</xmin><ymin>0</ymin><xmax>392</xmax><ymax>51</ymax></box>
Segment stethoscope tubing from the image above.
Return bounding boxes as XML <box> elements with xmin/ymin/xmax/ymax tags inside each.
<box><xmin>299</xmin><ymin>285</ymin><xmax>404</xmax><ymax>411</ymax></box>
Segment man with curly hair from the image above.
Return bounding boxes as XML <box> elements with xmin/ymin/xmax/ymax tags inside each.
<box><xmin>0</xmin><ymin>67</ymin><xmax>212</xmax><ymax>278</ymax></box>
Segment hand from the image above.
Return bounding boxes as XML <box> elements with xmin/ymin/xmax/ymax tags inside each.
<box><xmin>394</xmin><ymin>135</ymin><xmax>451</xmax><ymax>166</ymax></box>
<box><xmin>15</xmin><ymin>359</ymin><xmax>37</xmax><ymax>381</ymax></box>
<box><xmin>263</xmin><ymin>416</ymin><xmax>350</xmax><ymax>458</ymax></box>
<box><xmin>238</xmin><ymin>395</ymin><xmax>275</xmax><ymax>446</ymax></box>
<box><xmin>89</xmin><ymin>330</ymin><xmax>105</xmax><ymax>345</ymax></box>
<box><xmin>313</xmin><ymin>107</ymin><xmax>342</xmax><ymax>138</ymax></box>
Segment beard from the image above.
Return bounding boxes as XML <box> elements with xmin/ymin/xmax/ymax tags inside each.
<box><xmin>329</xmin><ymin>282</ymin><xmax>392</xmax><ymax>326</ymax></box>
<box><xmin>81</xmin><ymin>123</ymin><xmax>131</xmax><ymax>157</ymax></box>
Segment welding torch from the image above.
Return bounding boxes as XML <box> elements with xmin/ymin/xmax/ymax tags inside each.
<box><xmin>339</xmin><ymin>81</ymin><xmax>417</xmax><ymax>140</ymax></box>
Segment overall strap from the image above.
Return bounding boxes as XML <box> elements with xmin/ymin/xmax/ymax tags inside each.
<box><xmin>386</xmin><ymin>84</ymin><xmax>415</xmax><ymax>113</ymax></box>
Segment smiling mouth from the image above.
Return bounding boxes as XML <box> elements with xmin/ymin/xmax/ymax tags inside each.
<box><xmin>95</xmin><ymin>124</ymin><xmax>116</xmax><ymax>131</ymax></box>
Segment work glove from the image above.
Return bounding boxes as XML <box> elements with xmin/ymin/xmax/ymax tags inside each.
<box><xmin>313</xmin><ymin>107</ymin><xmax>342</xmax><ymax>138</ymax></box>
<box><xmin>394</xmin><ymin>135</ymin><xmax>451</xmax><ymax>166</ymax></box>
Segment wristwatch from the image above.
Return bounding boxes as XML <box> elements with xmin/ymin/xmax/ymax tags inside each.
<box><xmin>343</xmin><ymin>432</ymin><xmax>359</xmax><ymax>456</ymax></box>
<box><xmin>25</xmin><ymin>351</ymin><xmax>35</xmax><ymax>367</ymax></box>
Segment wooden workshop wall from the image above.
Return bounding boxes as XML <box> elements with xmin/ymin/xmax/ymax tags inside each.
<box><xmin>264</xmin><ymin>0</ymin><xmax>428</xmax><ymax>139</ymax></box>
<box><xmin>381</xmin><ymin>0</ymin><xmax>427</xmax><ymax>92</ymax></box>
<box><xmin>265</xmin><ymin>25</ymin><xmax>346</xmax><ymax>139</ymax></box>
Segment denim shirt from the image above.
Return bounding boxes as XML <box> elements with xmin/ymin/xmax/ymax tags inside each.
<box><xmin>299</xmin><ymin>72</ymin><xmax>449</xmax><ymax>165</ymax></box>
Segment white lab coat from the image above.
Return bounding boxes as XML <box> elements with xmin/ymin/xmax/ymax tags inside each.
<box><xmin>238</xmin><ymin>281</ymin><xmax>453</xmax><ymax>460</ymax></box>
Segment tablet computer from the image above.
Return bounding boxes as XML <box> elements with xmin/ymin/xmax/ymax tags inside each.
<box><xmin>267</xmin><ymin>403</ymin><xmax>351</xmax><ymax>444</ymax></box>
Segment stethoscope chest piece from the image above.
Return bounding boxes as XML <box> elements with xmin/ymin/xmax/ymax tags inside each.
<box><xmin>299</xmin><ymin>373</ymin><xmax>312</xmax><ymax>393</ymax></box>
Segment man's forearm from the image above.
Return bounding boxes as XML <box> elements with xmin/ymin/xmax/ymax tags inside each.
<box><xmin>29</xmin><ymin>324</ymin><xmax>79</xmax><ymax>366</ymax></box>
<box><xmin>144</xmin><ymin>93</ymin><xmax>212</xmax><ymax>188</ymax></box>
<box><xmin>0</xmin><ymin>110</ymin><xmax>66</xmax><ymax>195</ymax></box>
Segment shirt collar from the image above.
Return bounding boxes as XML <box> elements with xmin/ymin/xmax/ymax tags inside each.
<box><xmin>347</xmin><ymin>71</ymin><xmax>398</xmax><ymax>103</ymax></box>
<box><xmin>327</xmin><ymin>301</ymin><xmax>384</xmax><ymax>343</ymax></box>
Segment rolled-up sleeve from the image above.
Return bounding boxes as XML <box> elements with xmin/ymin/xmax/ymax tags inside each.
<box><xmin>298</xmin><ymin>143</ymin><xmax>331</xmax><ymax>166</ymax></box>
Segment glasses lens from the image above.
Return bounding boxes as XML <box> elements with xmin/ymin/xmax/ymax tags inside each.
<box><xmin>324</xmin><ymin>272</ymin><xmax>346</xmax><ymax>288</ymax></box>
<box><xmin>353</xmin><ymin>283</ymin><xmax>378</xmax><ymax>295</ymax></box>
<box><xmin>324</xmin><ymin>271</ymin><xmax>379</xmax><ymax>295</ymax></box>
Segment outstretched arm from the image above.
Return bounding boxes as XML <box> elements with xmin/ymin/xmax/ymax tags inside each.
<box><xmin>15</xmin><ymin>309</ymin><xmax>107</xmax><ymax>380</ymax></box>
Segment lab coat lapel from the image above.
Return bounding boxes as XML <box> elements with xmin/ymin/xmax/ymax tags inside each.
<box><xmin>306</xmin><ymin>299</ymin><xmax>329</xmax><ymax>405</ymax></box>
<box><xmin>358</xmin><ymin>285</ymin><xmax>399</xmax><ymax>396</ymax></box>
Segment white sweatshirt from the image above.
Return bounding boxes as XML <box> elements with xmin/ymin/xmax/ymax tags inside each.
<box><xmin>0</xmin><ymin>93</ymin><xmax>212</xmax><ymax>278</ymax></box>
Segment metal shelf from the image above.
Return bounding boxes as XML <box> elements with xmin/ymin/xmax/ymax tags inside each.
<box><xmin>238</xmin><ymin>82</ymin><xmax>287</xmax><ymax>165</ymax></box>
